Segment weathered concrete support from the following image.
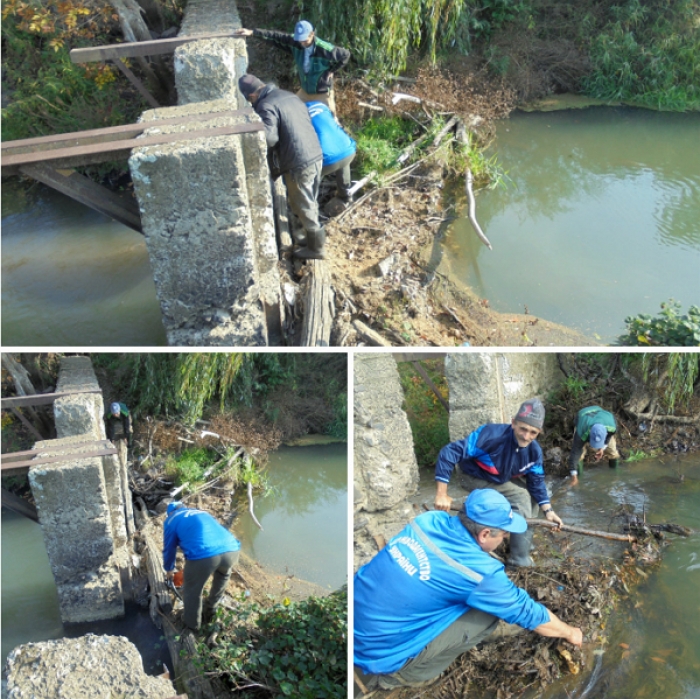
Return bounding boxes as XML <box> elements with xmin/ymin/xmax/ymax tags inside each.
<box><xmin>29</xmin><ymin>436</ymin><xmax>125</xmax><ymax>623</ymax></box>
<box><xmin>5</xmin><ymin>635</ymin><xmax>176</xmax><ymax>698</ymax></box>
<box><xmin>53</xmin><ymin>356</ymin><xmax>106</xmax><ymax>441</ymax></box>
<box><xmin>354</xmin><ymin>354</ymin><xmax>419</xmax><ymax>568</ymax></box>
<box><xmin>446</xmin><ymin>353</ymin><xmax>564</xmax><ymax>440</ymax></box>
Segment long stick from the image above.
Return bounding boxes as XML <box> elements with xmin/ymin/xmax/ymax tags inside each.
<box><xmin>247</xmin><ymin>481</ymin><xmax>264</xmax><ymax>531</ymax></box>
<box><xmin>526</xmin><ymin>518</ymin><xmax>634</xmax><ymax>542</ymax></box>
<box><xmin>465</xmin><ymin>168</ymin><xmax>493</xmax><ymax>250</ymax></box>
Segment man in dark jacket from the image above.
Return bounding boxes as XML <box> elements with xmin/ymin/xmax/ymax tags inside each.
<box><xmin>235</xmin><ymin>20</ymin><xmax>350</xmax><ymax>113</ymax></box>
<box><xmin>163</xmin><ymin>502</ymin><xmax>241</xmax><ymax>630</ymax></box>
<box><xmin>239</xmin><ymin>73</ymin><xmax>326</xmax><ymax>260</ymax></box>
<box><xmin>434</xmin><ymin>398</ymin><xmax>563</xmax><ymax>567</ymax></box>
<box><xmin>568</xmin><ymin>405</ymin><xmax>620</xmax><ymax>483</ymax></box>
<box><xmin>354</xmin><ymin>489</ymin><xmax>583</xmax><ymax>690</ymax></box>
<box><xmin>105</xmin><ymin>401</ymin><xmax>133</xmax><ymax>449</ymax></box>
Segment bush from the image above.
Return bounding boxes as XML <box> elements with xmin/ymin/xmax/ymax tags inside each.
<box><xmin>620</xmin><ymin>300</ymin><xmax>700</xmax><ymax>347</ymax></box>
<box><xmin>198</xmin><ymin>587</ymin><xmax>347</xmax><ymax>698</ymax></box>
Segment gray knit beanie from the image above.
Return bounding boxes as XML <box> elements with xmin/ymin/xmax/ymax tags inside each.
<box><xmin>514</xmin><ymin>398</ymin><xmax>545</xmax><ymax>430</ymax></box>
<box><xmin>238</xmin><ymin>74</ymin><xmax>265</xmax><ymax>99</ymax></box>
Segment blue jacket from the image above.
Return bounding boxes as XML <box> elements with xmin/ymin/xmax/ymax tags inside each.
<box><xmin>435</xmin><ymin>424</ymin><xmax>550</xmax><ymax>506</ymax></box>
<box><xmin>307</xmin><ymin>101</ymin><xmax>356</xmax><ymax>167</ymax></box>
<box><xmin>354</xmin><ymin>511</ymin><xmax>549</xmax><ymax>674</ymax></box>
<box><xmin>163</xmin><ymin>507</ymin><xmax>240</xmax><ymax>572</ymax></box>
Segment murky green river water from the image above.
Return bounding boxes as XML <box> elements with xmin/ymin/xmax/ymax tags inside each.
<box><xmin>442</xmin><ymin>107</ymin><xmax>700</xmax><ymax>342</ymax></box>
<box><xmin>1</xmin><ymin>443</ymin><xmax>347</xmax><ymax>669</ymax></box>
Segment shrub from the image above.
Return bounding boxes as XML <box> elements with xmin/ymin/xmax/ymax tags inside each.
<box><xmin>620</xmin><ymin>300</ymin><xmax>700</xmax><ymax>347</ymax></box>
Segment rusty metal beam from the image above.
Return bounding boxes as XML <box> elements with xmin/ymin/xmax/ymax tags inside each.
<box><xmin>20</xmin><ymin>164</ymin><xmax>143</xmax><ymax>233</ymax></box>
<box><xmin>2</xmin><ymin>440</ymin><xmax>114</xmax><ymax>460</ymax></box>
<box><xmin>70</xmin><ymin>32</ymin><xmax>243</xmax><ymax>63</ymax></box>
<box><xmin>1</xmin><ymin>390</ymin><xmax>102</xmax><ymax>409</ymax></box>
<box><xmin>1</xmin><ymin>448</ymin><xmax>118</xmax><ymax>472</ymax></box>
<box><xmin>1</xmin><ymin>489</ymin><xmax>39</xmax><ymax>522</ymax></box>
<box><xmin>1</xmin><ymin>122</ymin><xmax>265</xmax><ymax>170</ymax></box>
<box><xmin>1</xmin><ymin>109</ymin><xmax>253</xmax><ymax>155</ymax></box>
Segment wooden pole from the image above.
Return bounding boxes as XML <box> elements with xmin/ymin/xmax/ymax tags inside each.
<box><xmin>465</xmin><ymin>168</ymin><xmax>493</xmax><ymax>250</ymax></box>
<box><xmin>526</xmin><ymin>518</ymin><xmax>634</xmax><ymax>542</ymax></box>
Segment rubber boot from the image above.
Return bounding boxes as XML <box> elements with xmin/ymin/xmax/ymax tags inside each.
<box><xmin>608</xmin><ymin>459</ymin><xmax>619</xmax><ymax>469</ymax></box>
<box><xmin>507</xmin><ymin>528</ymin><xmax>534</xmax><ymax>567</ymax></box>
<box><xmin>294</xmin><ymin>228</ymin><xmax>326</xmax><ymax>260</ymax></box>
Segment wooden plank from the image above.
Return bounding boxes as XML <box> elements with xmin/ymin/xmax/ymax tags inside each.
<box><xmin>1</xmin><ymin>122</ymin><xmax>265</xmax><ymax>169</ymax></box>
<box><xmin>10</xmin><ymin>408</ymin><xmax>44</xmax><ymax>442</ymax></box>
<box><xmin>20</xmin><ymin>164</ymin><xmax>143</xmax><ymax>233</ymax></box>
<box><xmin>1</xmin><ymin>390</ymin><xmax>101</xmax><ymax>408</ymax></box>
<box><xmin>70</xmin><ymin>32</ymin><xmax>243</xmax><ymax>63</ymax></box>
<box><xmin>1</xmin><ymin>449</ymin><xmax>117</xmax><ymax>471</ymax></box>
<box><xmin>2</xmin><ymin>440</ymin><xmax>113</xmax><ymax>460</ymax></box>
<box><xmin>111</xmin><ymin>56</ymin><xmax>160</xmax><ymax>108</ymax></box>
<box><xmin>300</xmin><ymin>260</ymin><xmax>335</xmax><ymax>347</ymax></box>
<box><xmin>352</xmin><ymin>319</ymin><xmax>392</xmax><ymax>346</ymax></box>
<box><xmin>1</xmin><ymin>109</ymin><xmax>253</xmax><ymax>154</ymax></box>
<box><xmin>1</xmin><ymin>488</ymin><xmax>39</xmax><ymax>522</ymax></box>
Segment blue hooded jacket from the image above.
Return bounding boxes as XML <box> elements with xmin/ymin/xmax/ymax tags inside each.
<box><xmin>354</xmin><ymin>511</ymin><xmax>549</xmax><ymax>674</ymax></box>
<box><xmin>307</xmin><ymin>101</ymin><xmax>356</xmax><ymax>167</ymax></box>
<box><xmin>163</xmin><ymin>507</ymin><xmax>240</xmax><ymax>572</ymax></box>
<box><xmin>435</xmin><ymin>423</ymin><xmax>550</xmax><ymax>506</ymax></box>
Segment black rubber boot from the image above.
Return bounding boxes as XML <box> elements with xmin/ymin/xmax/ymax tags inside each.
<box><xmin>507</xmin><ymin>528</ymin><xmax>534</xmax><ymax>567</ymax></box>
<box><xmin>608</xmin><ymin>459</ymin><xmax>619</xmax><ymax>468</ymax></box>
<box><xmin>294</xmin><ymin>228</ymin><xmax>326</xmax><ymax>260</ymax></box>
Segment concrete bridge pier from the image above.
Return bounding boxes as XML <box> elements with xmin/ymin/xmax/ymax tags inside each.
<box><xmin>27</xmin><ymin>356</ymin><xmax>131</xmax><ymax>623</ymax></box>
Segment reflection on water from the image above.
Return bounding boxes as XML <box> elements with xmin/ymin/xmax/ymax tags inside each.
<box><xmin>553</xmin><ymin>457</ymin><xmax>700</xmax><ymax>699</ymax></box>
<box><xmin>1</xmin><ymin>181</ymin><xmax>166</xmax><ymax>346</ymax></box>
<box><xmin>236</xmin><ymin>443</ymin><xmax>347</xmax><ymax>590</ymax></box>
<box><xmin>442</xmin><ymin>107</ymin><xmax>700</xmax><ymax>341</ymax></box>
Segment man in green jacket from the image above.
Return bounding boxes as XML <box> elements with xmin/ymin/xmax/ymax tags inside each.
<box><xmin>105</xmin><ymin>401</ymin><xmax>133</xmax><ymax>449</ymax></box>
<box><xmin>569</xmin><ymin>406</ymin><xmax>620</xmax><ymax>483</ymax></box>
<box><xmin>234</xmin><ymin>20</ymin><xmax>351</xmax><ymax>113</ymax></box>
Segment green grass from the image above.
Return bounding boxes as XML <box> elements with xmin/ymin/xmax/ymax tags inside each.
<box><xmin>165</xmin><ymin>447</ymin><xmax>219</xmax><ymax>486</ymax></box>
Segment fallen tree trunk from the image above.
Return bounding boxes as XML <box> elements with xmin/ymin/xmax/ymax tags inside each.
<box><xmin>300</xmin><ymin>260</ymin><xmax>334</xmax><ymax>346</ymax></box>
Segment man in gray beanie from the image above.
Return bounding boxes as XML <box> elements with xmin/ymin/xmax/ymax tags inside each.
<box><xmin>434</xmin><ymin>398</ymin><xmax>563</xmax><ymax>567</ymax></box>
<box><xmin>238</xmin><ymin>73</ymin><xmax>326</xmax><ymax>259</ymax></box>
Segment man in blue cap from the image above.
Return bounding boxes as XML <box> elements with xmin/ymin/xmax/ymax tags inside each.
<box><xmin>434</xmin><ymin>398</ymin><xmax>563</xmax><ymax>567</ymax></box>
<box><xmin>234</xmin><ymin>20</ymin><xmax>351</xmax><ymax>113</ymax></box>
<box><xmin>105</xmin><ymin>401</ymin><xmax>133</xmax><ymax>449</ymax></box>
<box><xmin>568</xmin><ymin>405</ymin><xmax>620</xmax><ymax>483</ymax></box>
<box><xmin>354</xmin><ymin>489</ymin><xmax>583</xmax><ymax>690</ymax></box>
<box><xmin>163</xmin><ymin>502</ymin><xmax>241</xmax><ymax>630</ymax></box>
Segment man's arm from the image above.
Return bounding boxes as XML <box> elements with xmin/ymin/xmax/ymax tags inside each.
<box><xmin>256</xmin><ymin>103</ymin><xmax>280</xmax><ymax>149</ymax></box>
<box><xmin>534</xmin><ymin>609</ymin><xmax>583</xmax><ymax>646</ymax></box>
<box><xmin>568</xmin><ymin>430</ymin><xmax>585</xmax><ymax>477</ymax></box>
<box><xmin>162</xmin><ymin>522</ymin><xmax>179</xmax><ymax>573</ymax></box>
<box><xmin>434</xmin><ymin>438</ymin><xmax>469</xmax><ymax>510</ymax></box>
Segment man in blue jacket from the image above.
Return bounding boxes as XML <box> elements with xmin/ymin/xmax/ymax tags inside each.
<box><xmin>307</xmin><ymin>100</ymin><xmax>356</xmax><ymax>204</ymax></box>
<box><xmin>163</xmin><ymin>502</ymin><xmax>241</xmax><ymax>630</ymax></box>
<box><xmin>434</xmin><ymin>398</ymin><xmax>563</xmax><ymax>567</ymax></box>
<box><xmin>354</xmin><ymin>490</ymin><xmax>583</xmax><ymax>690</ymax></box>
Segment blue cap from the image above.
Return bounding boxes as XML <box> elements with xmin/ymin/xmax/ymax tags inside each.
<box><xmin>589</xmin><ymin>424</ymin><xmax>607</xmax><ymax>450</ymax></box>
<box><xmin>167</xmin><ymin>502</ymin><xmax>184</xmax><ymax>515</ymax></box>
<box><xmin>294</xmin><ymin>20</ymin><xmax>313</xmax><ymax>41</ymax></box>
<box><xmin>110</xmin><ymin>402</ymin><xmax>121</xmax><ymax>415</ymax></box>
<box><xmin>464</xmin><ymin>490</ymin><xmax>527</xmax><ymax>533</ymax></box>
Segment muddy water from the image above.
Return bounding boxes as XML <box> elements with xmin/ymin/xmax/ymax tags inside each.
<box><xmin>1</xmin><ymin>180</ymin><xmax>165</xmax><ymax>346</ymax></box>
<box><xmin>236</xmin><ymin>443</ymin><xmax>348</xmax><ymax>590</ymax></box>
<box><xmin>441</xmin><ymin>108</ymin><xmax>700</xmax><ymax>342</ymax></box>
<box><xmin>551</xmin><ymin>456</ymin><xmax>700</xmax><ymax>699</ymax></box>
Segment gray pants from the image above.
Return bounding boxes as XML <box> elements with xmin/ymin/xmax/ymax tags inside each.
<box><xmin>358</xmin><ymin>608</ymin><xmax>498</xmax><ymax>689</ymax></box>
<box><xmin>458</xmin><ymin>472</ymin><xmax>540</xmax><ymax>519</ymax></box>
<box><xmin>284</xmin><ymin>160</ymin><xmax>323</xmax><ymax>237</ymax></box>
<box><xmin>322</xmin><ymin>152</ymin><xmax>355</xmax><ymax>199</ymax></box>
<box><xmin>183</xmin><ymin>550</ymin><xmax>239</xmax><ymax>630</ymax></box>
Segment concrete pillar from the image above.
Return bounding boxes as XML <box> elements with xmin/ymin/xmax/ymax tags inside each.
<box><xmin>29</xmin><ymin>436</ymin><xmax>124</xmax><ymax>623</ymax></box>
<box><xmin>446</xmin><ymin>353</ymin><xmax>564</xmax><ymax>440</ymax></box>
<box><xmin>53</xmin><ymin>356</ymin><xmax>106</xmax><ymax>441</ymax></box>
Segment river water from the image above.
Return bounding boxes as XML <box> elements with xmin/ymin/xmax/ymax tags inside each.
<box><xmin>442</xmin><ymin>107</ymin><xmax>700</xmax><ymax>342</ymax></box>
<box><xmin>1</xmin><ymin>442</ymin><xmax>347</xmax><ymax>671</ymax></box>
<box><xmin>1</xmin><ymin>180</ymin><xmax>165</xmax><ymax>346</ymax></box>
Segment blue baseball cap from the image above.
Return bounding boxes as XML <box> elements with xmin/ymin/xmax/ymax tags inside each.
<box><xmin>589</xmin><ymin>424</ymin><xmax>607</xmax><ymax>450</ymax></box>
<box><xmin>110</xmin><ymin>402</ymin><xmax>121</xmax><ymax>415</ymax></box>
<box><xmin>167</xmin><ymin>502</ymin><xmax>185</xmax><ymax>515</ymax></box>
<box><xmin>294</xmin><ymin>20</ymin><xmax>313</xmax><ymax>41</ymax></box>
<box><xmin>464</xmin><ymin>490</ymin><xmax>527</xmax><ymax>533</ymax></box>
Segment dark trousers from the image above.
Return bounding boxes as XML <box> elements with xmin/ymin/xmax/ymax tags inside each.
<box><xmin>183</xmin><ymin>550</ymin><xmax>239</xmax><ymax>629</ymax></box>
<box><xmin>322</xmin><ymin>152</ymin><xmax>355</xmax><ymax>199</ymax></box>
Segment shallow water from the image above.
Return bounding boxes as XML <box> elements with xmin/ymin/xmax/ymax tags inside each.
<box><xmin>1</xmin><ymin>180</ymin><xmax>165</xmax><ymax>346</ymax></box>
<box><xmin>236</xmin><ymin>443</ymin><xmax>348</xmax><ymax>590</ymax></box>
<box><xmin>441</xmin><ymin>107</ymin><xmax>700</xmax><ymax>342</ymax></box>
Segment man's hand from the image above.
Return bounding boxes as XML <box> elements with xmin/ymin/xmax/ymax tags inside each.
<box><xmin>234</xmin><ymin>28</ymin><xmax>253</xmax><ymax>36</ymax></box>
<box><xmin>166</xmin><ymin>570</ymin><xmax>174</xmax><ymax>582</ymax></box>
<box><xmin>434</xmin><ymin>482</ymin><xmax>453</xmax><ymax>511</ymax></box>
<box><xmin>569</xmin><ymin>474</ymin><xmax>579</xmax><ymax>486</ymax></box>
<box><xmin>565</xmin><ymin>626</ymin><xmax>583</xmax><ymax>647</ymax></box>
<box><xmin>544</xmin><ymin>509</ymin><xmax>563</xmax><ymax>528</ymax></box>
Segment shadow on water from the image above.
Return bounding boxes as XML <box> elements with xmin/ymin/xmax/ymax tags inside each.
<box><xmin>236</xmin><ymin>443</ymin><xmax>348</xmax><ymax>591</ymax></box>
